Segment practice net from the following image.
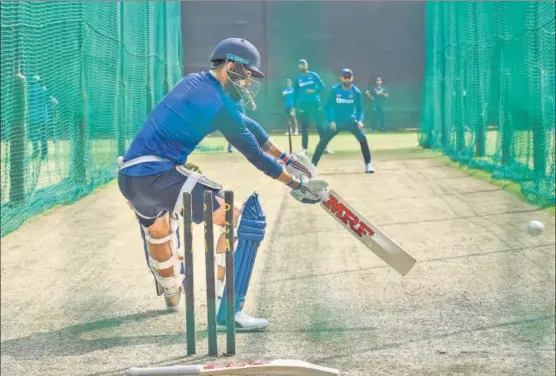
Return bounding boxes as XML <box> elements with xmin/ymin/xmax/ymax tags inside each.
<box><xmin>419</xmin><ymin>2</ymin><xmax>555</xmax><ymax>206</ymax></box>
<box><xmin>1</xmin><ymin>1</ymin><xmax>183</xmax><ymax>236</ymax></box>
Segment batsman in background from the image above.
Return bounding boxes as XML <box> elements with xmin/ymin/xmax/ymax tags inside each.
<box><xmin>117</xmin><ymin>38</ymin><xmax>329</xmax><ymax>332</ymax></box>
<box><xmin>312</xmin><ymin>69</ymin><xmax>374</xmax><ymax>173</ymax></box>
<box><xmin>293</xmin><ymin>59</ymin><xmax>331</xmax><ymax>155</ymax></box>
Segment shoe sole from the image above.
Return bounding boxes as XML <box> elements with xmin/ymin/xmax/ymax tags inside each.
<box><xmin>166</xmin><ymin>304</ymin><xmax>181</xmax><ymax>312</ymax></box>
<box><xmin>216</xmin><ymin>324</ymin><xmax>268</xmax><ymax>332</ymax></box>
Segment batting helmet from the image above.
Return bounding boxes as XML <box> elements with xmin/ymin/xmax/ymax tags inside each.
<box><xmin>209</xmin><ymin>38</ymin><xmax>264</xmax><ymax>78</ymax></box>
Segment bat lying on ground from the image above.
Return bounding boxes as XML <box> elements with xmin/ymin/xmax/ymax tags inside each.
<box><xmin>321</xmin><ymin>189</ymin><xmax>416</xmax><ymax>276</ymax></box>
<box><xmin>127</xmin><ymin>359</ymin><xmax>340</xmax><ymax>376</ymax></box>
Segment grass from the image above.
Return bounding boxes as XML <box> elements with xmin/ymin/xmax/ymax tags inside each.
<box><xmin>2</xmin><ymin>131</ymin><xmax>553</xmax><ymax>237</ymax></box>
<box><xmin>201</xmin><ymin>131</ymin><xmax>554</xmax><ymax>212</ymax></box>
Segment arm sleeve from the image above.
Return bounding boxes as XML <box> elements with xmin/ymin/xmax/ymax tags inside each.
<box><xmin>293</xmin><ymin>77</ymin><xmax>299</xmax><ymax>105</ymax></box>
<box><xmin>314</xmin><ymin>73</ymin><xmax>326</xmax><ymax>94</ymax></box>
<box><xmin>241</xmin><ymin>113</ymin><xmax>270</xmax><ymax>146</ymax></box>
<box><xmin>355</xmin><ymin>90</ymin><xmax>364</xmax><ymax>122</ymax></box>
<box><xmin>325</xmin><ymin>88</ymin><xmax>335</xmax><ymax>123</ymax></box>
<box><xmin>214</xmin><ymin>106</ymin><xmax>283</xmax><ymax>179</ymax></box>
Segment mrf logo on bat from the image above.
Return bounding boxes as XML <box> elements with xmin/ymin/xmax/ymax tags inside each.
<box><xmin>322</xmin><ymin>193</ymin><xmax>374</xmax><ymax>238</ymax></box>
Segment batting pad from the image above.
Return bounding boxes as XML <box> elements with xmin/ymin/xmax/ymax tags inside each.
<box><xmin>217</xmin><ymin>192</ymin><xmax>266</xmax><ymax>323</ymax></box>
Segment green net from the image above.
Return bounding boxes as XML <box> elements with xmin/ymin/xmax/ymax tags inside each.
<box><xmin>420</xmin><ymin>2</ymin><xmax>555</xmax><ymax>206</ymax></box>
<box><xmin>1</xmin><ymin>1</ymin><xmax>183</xmax><ymax>237</ymax></box>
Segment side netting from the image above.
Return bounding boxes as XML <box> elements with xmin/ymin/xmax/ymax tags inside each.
<box><xmin>419</xmin><ymin>2</ymin><xmax>555</xmax><ymax>206</ymax></box>
<box><xmin>1</xmin><ymin>2</ymin><xmax>183</xmax><ymax>236</ymax></box>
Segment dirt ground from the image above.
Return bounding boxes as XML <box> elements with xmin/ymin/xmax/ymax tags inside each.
<box><xmin>2</xmin><ymin>138</ymin><xmax>555</xmax><ymax>376</ymax></box>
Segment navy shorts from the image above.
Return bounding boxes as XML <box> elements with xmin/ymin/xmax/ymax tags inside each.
<box><xmin>118</xmin><ymin>167</ymin><xmax>224</xmax><ymax>227</ymax></box>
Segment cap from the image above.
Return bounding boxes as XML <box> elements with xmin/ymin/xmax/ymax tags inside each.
<box><xmin>340</xmin><ymin>68</ymin><xmax>353</xmax><ymax>76</ymax></box>
<box><xmin>298</xmin><ymin>59</ymin><xmax>308</xmax><ymax>65</ymax></box>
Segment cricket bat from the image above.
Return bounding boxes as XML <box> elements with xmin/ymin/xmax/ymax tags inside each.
<box><xmin>320</xmin><ymin>189</ymin><xmax>416</xmax><ymax>276</ymax></box>
<box><xmin>127</xmin><ymin>359</ymin><xmax>340</xmax><ymax>376</ymax></box>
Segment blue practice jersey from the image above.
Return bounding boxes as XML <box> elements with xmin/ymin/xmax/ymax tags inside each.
<box><xmin>121</xmin><ymin>71</ymin><xmax>282</xmax><ymax>178</ymax></box>
<box><xmin>293</xmin><ymin>71</ymin><xmax>325</xmax><ymax>105</ymax></box>
<box><xmin>28</xmin><ymin>84</ymin><xmax>47</xmax><ymax>124</ymax></box>
<box><xmin>369</xmin><ymin>86</ymin><xmax>388</xmax><ymax>107</ymax></box>
<box><xmin>282</xmin><ymin>86</ymin><xmax>295</xmax><ymax>108</ymax></box>
<box><xmin>325</xmin><ymin>84</ymin><xmax>364</xmax><ymax>123</ymax></box>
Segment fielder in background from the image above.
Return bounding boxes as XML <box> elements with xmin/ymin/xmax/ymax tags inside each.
<box><xmin>117</xmin><ymin>37</ymin><xmax>329</xmax><ymax>332</ymax></box>
<box><xmin>282</xmin><ymin>78</ymin><xmax>298</xmax><ymax>136</ymax></box>
<box><xmin>365</xmin><ymin>76</ymin><xmax>389</xmax><ymax>132</ymax></box>
<box><xmin>312</xmin><ymin>68</ymin><xmax>374</xmax><ymax>173</ymax></box>
<box><xmin>28</xmin><ymin>75</ymin><xmax>56</xmax><ymax>160</ymax></box>
<box><xmin>293</xmin><ymin>59</ymin><xmax>332</xmax><ymax>155</ymax></box>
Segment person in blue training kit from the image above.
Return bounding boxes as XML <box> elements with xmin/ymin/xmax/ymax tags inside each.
<box><xmin>282</xmin><ymin>78</ymin><xmax>298</xmax><ymax>135</ymax></box>
<box><xmin>294</xmin><ymin>59</ymin><xmax>332</xmax><ymax>155</ymax></box>
<box><xmin>117</xmin><ymin>38</ymin><xmax>329</xmax><ymax>332</ymax></box>
<box><xmin>28</xmin><ymin>75</ymin><xmax>50</xmax><ymax>160</ymax></box>
<box><xmin>365</xmin><ymin>77</ymin><xmax>389</xmax><ymax>132</ymax></box>
<box><xmin>312</xmin><ymin>69</ymin><xmax>374</xmax><ymax>173</ymax></box>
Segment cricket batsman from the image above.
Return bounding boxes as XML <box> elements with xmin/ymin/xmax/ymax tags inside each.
<box><xmin>312</xmin><ymin>68</ymin><xmax>374</xmax><ymax>173</ymax></box>
<box><xmin>117</xmin><ymin>38</ymin><xmax>328</xmax><ymax>332</ymax></box>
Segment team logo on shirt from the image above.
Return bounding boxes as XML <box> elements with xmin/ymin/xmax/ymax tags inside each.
<box><xmin>336</xmin><ymin>97</ymin><xmax>354</xmax><ymax>104</ymax></box>
<box><xmin>298</xmin><ymin>81</ymin><xmax>314</xmax><ymax>88</ymax></box>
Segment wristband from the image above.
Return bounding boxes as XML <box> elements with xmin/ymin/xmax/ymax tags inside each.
<box><xmin>280</xmin><ymin>152</ymin><xmax>292</xmax><ymax>166</ymax></box>
<box><xmin>286</xmin><ymin>176</ymin><xmax>300</xmax><ymax>188</ymax></box>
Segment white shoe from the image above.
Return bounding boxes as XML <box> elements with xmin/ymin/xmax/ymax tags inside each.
<box><xmin>365</xmin><ymin>163</ymin><xmax>375</xmax><ymax>174</ymax></box>
<box><xmin>324</xmin><ymin>147</ymin><xmax>334</xmax><ymax>154</ymax></box>
<box><xmin>294</xmin><ymin>130</ymin><xmax>299</xmax><ymax>136</ymax></box>
<box><xmin>164</xmin><ymin>286</ymin><xmax>182</xmax><ymax>312</ymax></box>
<box><xmin>216</xmin><ymin>311</ymin><xmax>269</xmax><ymax>332</ymax></box>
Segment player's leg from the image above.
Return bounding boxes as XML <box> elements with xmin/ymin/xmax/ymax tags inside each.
<box><xmin>311</xmin><ymin>103</ymin><xmax>333</xmax><ymax>155</ymax></box>
<box><xmin>371</xmin><ymin>105</ymin><xmax>380</xmax><ymax>132</ymax></box>
<box><xmin>284</xmin><ymin>107</ymin><xmax>293</xmax><ymax>135</ymax></box>
<box><xmin>291</xmin><ymin>108</ymin><xmax>299</xmax><ymax>135</ymax></box>
<box><xmin>142</xmin><ymin>212</ymin><xmax>184</xmax><ymax>309</ymax></box>
<box><xmin>227</xmin><ymin>142</ymin><xmax>233</xmax><ymax>153</ymax></box>
<box><xmin>350</xmin><ymin>126</ymin><xmax>374</xmax><ymax>173</ymax></box>
<box><xmin>311</xmin><ymin>126</ymin><xmax>338</xmax><ymax>167</ymax></box>
<box><xmin>40</xmin><ymin>122</ymin><xmax>48</xmax><ymax>160</ymax></box>
<box><xmin>378</xmin><ymin>107</ymin><xmax>386</xmax><ymax>131</ymax></box>
<box><xmin>118</xmin><ymin>165</ymin><xmax>213</xmax><ymax>311</ymax></box>
<box><xmin>118</xmin><ymin>169</ymin><xmax>189</xmax><ymax>311</ymax></box>
<box><xmin>212</xmin><ymin>192</ymin><xmax>268</xmax><ymax>331</ymax></box>
<box><xmin>298</xmin><ymin>104</ymin><xmax>310</xmax><ymax>152</ymax></box>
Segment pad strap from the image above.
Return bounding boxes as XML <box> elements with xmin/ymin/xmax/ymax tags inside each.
<box><xmin>117</xmin><ymin>155</ymin><xmax>172</xmax><ymax>171</ymax></box>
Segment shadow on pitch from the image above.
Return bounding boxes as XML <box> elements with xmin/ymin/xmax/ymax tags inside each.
<box><xmin>0</xmin><ymin>310</ymin><xmax>210</xmax><ymax>359</ymax></box>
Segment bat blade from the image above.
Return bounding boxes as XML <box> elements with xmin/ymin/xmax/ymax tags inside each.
<box><xmin>127</xmin><ymin>359</ymin><xmax>340</xmax><ymax>376</ymax></box>
<box><xmin>321</xmin><ymin>189</ymin><xmax>416</xmax><ymax>276</ymax></box>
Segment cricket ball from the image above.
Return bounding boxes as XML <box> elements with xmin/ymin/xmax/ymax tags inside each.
<box><xmin>527</xmin><ymin>220</ymin><xmax>545</xmax><ymax>237</ymax></box>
